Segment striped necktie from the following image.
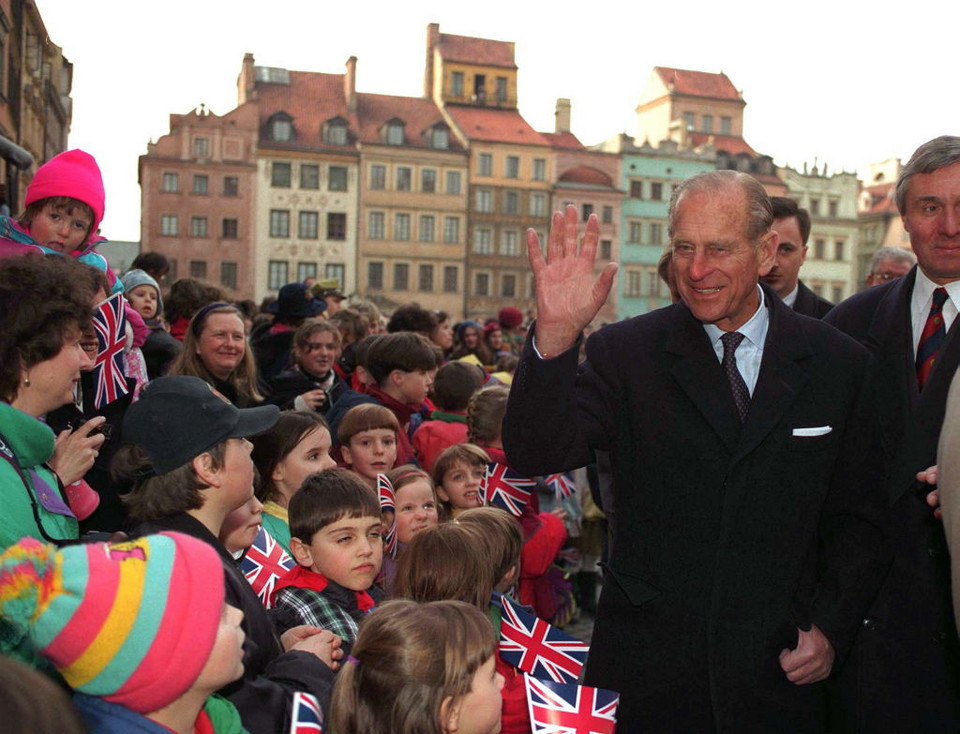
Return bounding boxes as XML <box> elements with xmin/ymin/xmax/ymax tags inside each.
<box><xmin>916</xmin><ymin>287</ymin><xmax>949</xmax><ymax>391</ymax></box>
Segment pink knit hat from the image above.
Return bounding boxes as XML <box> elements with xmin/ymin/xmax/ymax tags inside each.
<box><xmin>0</xmin><ymin>533</ymin><xmax>225</xmax><ymax>714</ymax></box>
<box><xmin>24</xmin><ymin>149</ymin><xmax>106</xmax><ymax>242</ymax></box>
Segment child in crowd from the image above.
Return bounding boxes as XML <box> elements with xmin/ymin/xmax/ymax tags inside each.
<box><xmin>337</xmin><ymin>403</ymin><xmax>400</xmax><ymax>487</ymax></box>
<box><xmin>252</xmin><ymin>410</ymin><xmax>337</xmax><ymax>552</ymax></box>
<box><xmin>457</xmin><ymin>506</ymin><xmax>524</xmax><ymax>597</ymax></box>
<box><xmin>113</xmin><ymin>375</ymin><xmax>339</xmax><ymax>732</ymax></box>
<box><xmin>267</xmin><ymin>320</ymin><xmax>347</xmax><ymax>414</ymax></box>
<box><xmin>0</xmin><ymin>532</ymin><xmax>247</xmax><ymax>733</ymax></box>
<box><xmin>432</xmin><ymin>443</ymin><xmax>490</xmax><ymax>520</ymax></box>
<box><xmin>121</xmin><ymin>268</ymin><xmax>182</xmax><ymax>380</ymax></box>
<box><xmin>412</xmin><ymin>361</ymin><xmax>484</xmax><ymax>472</ymax></box>
<box><xmin>220</xmin><ymin>494</ymin><xmax>265</xmax><ymax>558</ymax></box>
<box><xmin>273</xmin><ymin>468</ymin><xmax>385</xmax><ymax>652</ymax></box>
<box><xmin>329</xmin><ymin>599</ymin><xmax>503</xmax><ymax>734</ymax></box>
<box><xmin>380</xmin><ymin>465</ymin><xmax>440</xmax><ymax>592</ymax></box>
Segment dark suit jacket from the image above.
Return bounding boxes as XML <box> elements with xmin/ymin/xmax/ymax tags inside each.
<box><xmin>793</xmin><ymin>279</ymin><xmax>835</xmax><ymax>319</ymax></box>
<box><xmin>504</xmin><ymin>289</ymin><xmax>888</xmax><ymax>732</ymax></box>
<box><xmin>824</xmin><ymin>266</ymin><xmax>960</xmax><ymax>732</ymax></box>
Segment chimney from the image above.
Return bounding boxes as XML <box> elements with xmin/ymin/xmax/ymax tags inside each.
<box><xmin>555</xmin><ymin>98</ymin><xmax>571</xmax><ymax>133</ymax></box>
<box><xmin>424</xmin><ymin>23</ymin><xmax>440</xmax><ymax>99</ymax></box>
<box><xmin>345</xmin><ymin>56</ymin><xmax>357</xmax><ymax>113</ymax></box>
<box><xmin>238</xmin><ymin>52</ymin><xmax>256</xmax><ymax>106</ymax></box>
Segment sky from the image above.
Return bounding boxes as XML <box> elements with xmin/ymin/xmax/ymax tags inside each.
<box><xmin>37</xmin><ymin>0</ymin><xmax>960</xmax><ymax>241</ymax></box>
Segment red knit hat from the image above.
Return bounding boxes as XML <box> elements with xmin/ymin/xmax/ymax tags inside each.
<box><xmin>498</xmin><ymin>307</ymin><xmax>523</xmax><ymax>329</ymax></box>
<box><xmin>24</xmin><ymin>149</ymin><xmax>105</xmax><ymax>242</ymax></box>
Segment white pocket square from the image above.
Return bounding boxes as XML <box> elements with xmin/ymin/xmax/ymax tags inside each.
<box><xmin>792</xmin><ymin>426</ymin><xmax>832</xmax><ymax>437</ymax></box>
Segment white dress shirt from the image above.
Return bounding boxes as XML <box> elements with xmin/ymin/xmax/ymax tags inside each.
<box><xmin>703</xmin><ymin>286</ymin><xmax>769</xmax><ymax>396</ymax></box>
<box><xmin>911</xmin><ymin>269</ymin><xmax>960</xmax><ymax>356</ymax></box>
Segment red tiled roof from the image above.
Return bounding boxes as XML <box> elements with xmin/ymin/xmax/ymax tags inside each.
<box><xmin>541</xmin><ymin>131</ymin><xmax>583</xmax><ymax>150</ymax></box>
<box><xmin>654</xmin><ymin>67</ymin><xmax>742</xmax><ymax>102</ymax></box>
<box><xmin>861</xmin><ymin>182</ymin><xmax>899</xmax><ymax>215</ymax></box>
<box><xmin>355</xmin><ymin>93</ymin><xmax>465</xmax><ymax>151</ymax></box>
<box><xmin>437</xmin><ymin>33</ymin><xmax>516</xmax><ymax>69</ymax></box>
<box><xmin>557</xmin><ymin>166</ymin><xmax>614</xmax><ymax>187</ymax></box>
<box><xmin>445</xmin><ymin>106</ymin><xmax>548</xmax><ymax>146</ymax></box>
<box><xmin>688</xmin><ymin>132</ymin><xmax>756</xmax><ymax>156</ymax></box>
<box><xmin>255</xmin><ymin>70</ymin><xmax>357</xmax><ymax>150</ymax></box>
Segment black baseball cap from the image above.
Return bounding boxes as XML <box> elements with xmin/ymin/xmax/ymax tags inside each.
<box><xmin>123</xmin><ymin>376</ymin><xmax>279</xmax><ymax>475</ymax></box>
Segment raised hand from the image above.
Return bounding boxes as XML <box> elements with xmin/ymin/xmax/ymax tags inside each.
<box><xmin>527</xmin><ymin>205</ymin><xmax>618</xmax><ymax>357</ymax></box>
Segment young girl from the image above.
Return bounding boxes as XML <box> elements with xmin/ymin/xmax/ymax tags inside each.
<box><xmin>380</xmin><ymin>465</ymin><xmax>440</xmax><ymax>593</ymax></box>
<box><xmin>432</xmin><ymin>443</ymin><xmax>490</xmax><ymax>520</ymax></box>
<box><xmin>251</xmin><ymin>410</ymin><xmax>337</xmax><ymax>553</ymax></box>
<box><xmin>330</xmin><ymin>599</ymin><xmax>503</xmax><ymax>734</ymax></box>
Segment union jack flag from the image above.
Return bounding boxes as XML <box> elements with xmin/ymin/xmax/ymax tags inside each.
<box><xmin>92</xmin><ymin>293</ymin><xmax>129</xmax><ymax>409</ymax></box>
<box><xmin>525</xmin><ymin>675</ymin><xmax>619</xmax><ymax>734</ymax></box>
<box><xmin>482</xmin><ymin>463</ymin><xmax>535</xmax><ymax>517</ymax></box>
<box><xmin>377</xmin><ymin>473</ymin><xmax>397</xmax><ymax>558</ymax></box>
<box><xmin>241</xmin><ymin>526</ymin><xmax>295</xmax><ymax>609</ymax></box>
<box><xmin>495</xmin><ymin>593</ymin><xmax>589</xmax><ymax>684</ymax></box>
<box><xmin>546</xmin><ymin>473</ymin><xmax>578</xmax><ymax>502</ymax></box>
<box><xmin>289</xmin><ymin>691</ymin><xmax>323</xmax><ymax>733</ymax></box>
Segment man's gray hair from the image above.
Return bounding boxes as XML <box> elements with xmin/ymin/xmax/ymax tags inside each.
<box><xmin>668</xmin><ymin>170</ymin><xmax>773</xmax><ymax>244</ymax></box>
<box><xmin>895</xmin><ymin>136</ymin><xmax>960</xmax><ymax>214</ymax></box>
<box><xmin>870</xmin><ymin>246</ymin><xmax>917</xmax><ymax>272</ymax></box>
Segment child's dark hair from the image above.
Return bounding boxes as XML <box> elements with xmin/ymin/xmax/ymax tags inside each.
<box><xmin>457</xmin><ymin>507</ymin><xmax>523</xmax><ymax>589</ymax></box>
<box><xmin>252</xmin><ymin>410</ymin><xmax>330</xmax><ymax>504</ymax></box>
<box><xmin>338</xmin><ymin>403</ymin><xmax>399</xmax><ymax>448</ymax></box>
<box><xmin>163</xmin><ymin>278</ymin><xmax>226</xmax><ymax>325</ymax></box>
<box><xmin>330</xmin><ymin>599</ymin><xmax>496</xmax><ymax>734</ymax></box>
<box><xmin>113</xmin><ymin>442</ymin><xmax>228</xmax><ymax>522</ymax></box>
<box><xmin>393</xmin><ymin>523</ymin><xmax>494</xmax><ymax>609</ymax></box>
<box><xmin>366</xmin><ymin>332</ymin><xmax>438</xmax><ymax>386</ymax></box>
<box><xmin>289</xmin><ymin>468</ymin><xmax>380</xmax><ymax>542</ymax></box>
<box><xmin>494</xmin><ymin>353</ymin><xmax>519</xmax><ymax>374</ymax></box>
<box><xmin>130</xmin><ymin>251</ymin><xmax>171</xmax><ymax>279</ymax></box>
<box><xmin>467</xmin><ymin>384</ymin><xmax>510</xmax><ymax>445</ymax></box>
<box><xmin>386</xmin><ymin>303</ymin><xmax>437</xmax><ymax>336</ymax></box>
<box><xmin>329</xmin><ymin>308</ymin><xmax>369</xmax><ymax>346</ymax></box>
<box><xmin>18</xmin><ymin>196</ymin><xmax>96</xmax><ymax>242</ymax></box>
<box><xmin>432</xmin><ymin>361</ymin><xmax>484</xmax><ymax>412</ymax></box>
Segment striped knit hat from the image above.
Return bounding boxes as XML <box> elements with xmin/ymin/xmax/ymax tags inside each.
<box><xmin>0</xmin><ymin>533</ymin><xmax>224</xmax><ymax>714</ymax></box>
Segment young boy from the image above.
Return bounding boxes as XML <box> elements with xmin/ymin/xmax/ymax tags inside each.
<box><xmin>273</xmin><ymin>469</ymin><xmax>385</xmax><ymax>652</ymax></box>
<box><xmin>337</xmin><ymin>403</ymin><xmax>400</xmax><ymax>487</ymax></box>
<box><xmin>412</xmin><ymin>361</ymin><xmax>484</xmax><ymax>472</ymax></box>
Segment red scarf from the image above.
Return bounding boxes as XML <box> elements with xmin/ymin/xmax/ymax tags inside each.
<box><xmin>271</xmin><ymin>564</ymin><xmax>376</xmax><ymax>612</ymax></box>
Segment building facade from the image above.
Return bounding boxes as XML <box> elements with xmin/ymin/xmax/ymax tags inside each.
<box><xmin>857</xmin><ymin>158</ymin><xmax>911</xmax><ymax>288</ymax></box>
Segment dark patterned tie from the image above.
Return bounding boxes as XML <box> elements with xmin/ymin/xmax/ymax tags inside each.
<box><xmin>721</xmin><ymin>331</ymin><xmax>750</xmax><ymax>422</ymax></box>
<box><xmin>916</xmin><ymin>287</ymin><xmax>949</xmax><ymax>391</ymax></box>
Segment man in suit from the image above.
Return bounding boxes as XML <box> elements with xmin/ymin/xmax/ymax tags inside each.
<box><xmin>824</xmin><ymin>135</ymin><xmax>960</xmax><ymax>731</ymax></box>
<box><xmin>761</xmin><ymin>196</ymin><xmax>834</xmax><ymax>318</ymax></box>
<box><xmin>504</xmin><ymin>171</ymin><xmax>888</xmax><ymax>732</ymax></box>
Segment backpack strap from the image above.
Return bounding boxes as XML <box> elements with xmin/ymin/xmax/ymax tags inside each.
<box><xmin>0</xmin><ymin>429</ymin><xmax>69</xmax><ymax>545</ymax></box>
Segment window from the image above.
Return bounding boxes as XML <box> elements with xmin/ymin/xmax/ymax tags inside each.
<box><xmin>814</xmin><ymin>238</ymin><xmax>825</xmax><ymax>259</ymax></box>
<box><xmin>160</xmin><ymin>215</ymin><xmax>178</xmax><ymax>236</ymax></box>
<box><xmin>650</xmin><ymin>222</ymin><xmax>663</xmax><ymax>245</ymax></box>
<box><xmin>647</xmin><ymin>271</ymin><xmax>659</xmax><ymax>297</ymax></box>
<box><xmin>327</xmin><ymin>213</ymin><xmax>347</xmax><ymax>241</ymax></box>
<box><xmin>162</xmin><ymin>172</ymin><xmax>179</xmax><ymax>192</ymax></box>
<box><xmin>193</xmin><ymin>137</ymin><xmax>209</xmax><ymax>157</ymax></box>
<box><xmin>721</xmin><ymin>116</ymin><xmax>732</xmax><ymax>134</ymax></box>
<box><xmin>828</xmin><ymin>200</ymin><xmax>839</xmax><ymax>218</ymax></box>
<box><xmin>810</xmin><ymin>198</ymin><xmax>821</xmax><ymax>216</ymax></box>
<box><xmin>501</xmin><ymin>230</ymin><xmax>519</xmax><ymax>256</ymax></box>
<box><xmin>386</xmin><ymin>122</ymin><xmax>404</xmax><ymax>145</ymax></box>
<box><xmin>474</xmin><ymin>272</ymin><xmax>490</xmax><ymax>296</ymax></box>
<box><xmin>421</xmin><ymin>169</ymin><xmax>437</xmax><ymax>193</ymax></box>
<box><xmin>220</xmin><ymin>262</ymin><xmax>237</xmax><ymax>290</ymax></box>
<box><xmin>474</xmin><ymin>73</ymin><xmax>486</xmax><ymax>102</ymax></box>
<box><xmin>533</xmin><ymin>158</ymin><xmax>546</xmax><ymax>181</ymax></box>
<box><xmin>530</xmin><ymin>193</ymin><xmax>547</xmax><ymax>217</ymax></box>
<box><xmin>834</xmin><ymin>239</ymin><xmax>845</xmax><ymax>261</ymax></box>
<box><xmin>702</xmin><ymin>114</ymin><xmax>713</xmax><ymax>133</ymax></box>
<box><xmin>222</xmin><ymin>218</ymin><xmax>238</xmax><ymax>239</ymax></box>
<box><xmin>418</xmin><ymin>264</ymin><xmax>434</xmax><ymax>292</ymax></box>
<box><xmin>443</xmin><ymin>217</ymin><xmax>460</xmax><ymax>244</ymax></box>
<box><xmin>506</xmin><ymin>156</ymin><xmax>519</xmax><ymax>179</ymax></box>
<box><xmin>270</xmin><ymin>209</ymin><xmax>290</xmax><ymax>238</ymax></box>
<box><xmin>478</xmin><ymin>153</ymin><xmax>492</xmax><ymax>176</ymax></box>
<box><xmin>502</xmin><ymin>273</ymin><xmax>516</xmax><ymax>298</ymax></box>
<box><xmin>325</xmin><ymin>263</ymin><xmax>345</xmax><ymax>285</ymax></box>
<box><xmin>299</xmin><ymin>211</ymin><xmax>319</xmax><ymax>239</ymax></box>
<box><xmin>271</xmin><ymin>119</ymin><xmax>293</xmax><ymax>142</ymax></box>
<box><xmin>189</xmin><ymin>260</ymin><xmax>207</xmax><ymax>279</ymax></box>
<box><xmin>626</xmin><ymin>270</ymin><xmax>642</xmax><ymax>297</ymax></box>
<box><xmin>475</xmin><ymin>189</ymin><xmax>493</xmax><ymax>213</ymax></box>
<box><xmin>630</xmin><ymin>181</ymin><xmax>643</xmax><ymax>199</ymax></box>
<box><xmin>370</xmin><ymin>164</ymin><xmax>386</xmax><ymax>190</ymax></box>
<box><xmin>451</xmin><ymin>72</ymin><xmax>464</xmax><ymax>97</ymax></box>
<box><xmin>443</xmin><ymin>265</ymin><xmax>458</xmax><ymax>292</ymax></box>
<box><xmin>602</xmin><ymin>206</ymin><xmax>613</xmax><ymax>224</ymax></box>
<box><xmin>300</xmin><ymin>164</ymin><xmax>320</xmax><ymax>189</ymax></box>
<box><xmin>367</xmin><ymin>262</ymin><xmax>384</xmax><ymax>289</ymax></box>
<box><xmin>628</xmin><ymin>221</ymin><xmax>641</xmax><ymax>243</ymax></box>
<box><xmin>396</xmin><ymin>167</ymin><xmax>412</xmax><ymax>191</ymax></box>
<box><xmin>192</xmin><ymin>174</ymin><xmax>208</xmax><ymax>194</ymax></box>
<box><xmin>394</xmin><ymin>263</ymin><xmax>409</xmax><ymax>290</ymax></box>
<box><xmin>329</xmin><ymin>166</ymin><xmax>348</xmax><ymax>192</ymax></box>
<box><xmin>474</xmin><ymin>228</ymin><xmax>493</xmax><ymax>254</ymax></box>
<box><xmin>682</xmin><ymin>112</ymin><xmax>694</xmax><ymax>130</ymax></box>
<box><xmin>430</xmin><ymin>128</ymin><xmax>448</xmax><ymax>150</ymax></box>
<box><xmin>496</xmin><ymin>77</ymin><xmax>508</xmax><ymax>103</ymax></box>
<box><xmin>650</xmin><ymin>182</ymin><xmax>663</xmax><ymax>201</ymax></box>
<box><xmin>600</xmin><ymin>240</ymin><xmax>612</xmax><ymax>259</ymax></box>
<box><xmin>369</xmin><ymin>212</ymin><xmax>385</xmax><ymax>239</ymax></box>
<box><xmin>446</xmin><ymin>170</ymin><xmax>461</xmax><ymax>195</ymax></box>
<box><xmin>832</xmin><ymin>285</ymin><xmax>844</xmax><ymax>303</ymax></box>
<box><xmin>324</xmin><ymin>121</ymin><xmax>348</xmax><ymax>146</ymax></box>
<box><xmin>222</xmin><ymin>176</ymin><xmax>238</xmax><ymax>196</ymax></box>
<box><xmin>298</xmin><ymin>262</ymin><xmax>317</xmax><ymax>282</ymax></box>
<box><xmin>395</xmin><ymin>213</ymin><xmax>410</xmax><ymax>241</ymax></box>
<box><xmin>420</xmin><ymin>215</ymin><xmax>435</xmax><ymax>242</ymax></box>
<box><xmin>504</xmin><ymin>191</ymin><xmax>518</xmax><ymax>214</ymax></box>
<box><xmin>271</xmin><ymin>162</ymin><xmax>291</xmax><ymax>187</ymax></box>
<box><xmin>582</xmin><ymin>204</ymin><xmax>594</xmax><ymax>221</ymax></box>
<box><xmin>268</xmin><ymin>260</ymin><xmax>289</xmax><ymax>290</ymax></box>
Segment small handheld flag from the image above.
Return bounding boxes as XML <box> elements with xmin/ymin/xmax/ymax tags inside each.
<box><xmin>241</xmin><ymin>526</ymin><xmax>296</xmax><ymax>609</ymax></box>
<box><xmin>525</xmin><ymin>675</ymin><xmax>619</xmax><ymax>734</ymax></box>
<box><xmin>482</xmin><ymin>463</ymin><xmax>536</xmax><ymax>517</ymax></box>
<box><xmin>92</xmin><ymin>293</ymin><xmax>130</xmax><ymax>409</ymax></box>
<box><xmin>377</xmin><ymin>473</ymin><xmax>398</xmax><ymax>558</ymax></box>
<box><xmin>546</xmin><ymin>473</ymin><xmax>577</xmax><ymax>502</ymax></box>
<box><xmin>289</xmin><ymin>691</ymin><xmax>323</xmax><ymax>733</ymax></box>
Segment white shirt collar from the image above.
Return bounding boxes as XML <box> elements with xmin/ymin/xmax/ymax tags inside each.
<box><xmin>703</xmin><ymin>285</ymin><xmax>768</xmax><ymax>349</ymax></box>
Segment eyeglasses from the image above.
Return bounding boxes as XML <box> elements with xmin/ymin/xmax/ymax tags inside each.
<box><xmin>870</xmin><ymin>272</ymin><xmax>899</xmax><ymax>282</ymax></box>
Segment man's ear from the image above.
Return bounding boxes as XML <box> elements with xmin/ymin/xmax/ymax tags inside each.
<box><xmin>439</xmin><ymin>695</ymin><xmax>460</xmax><ymax>732</ymax></box>
<box><xmin>757</xmin><ymin>229</ymin><xmax>778</xmax><ymax>278</ymax></box>
<box><xmin>289</xmin><ymin>536</ymin><xmax>314</xmax><ymax>568</ymax></box>
<box><xmin>192</xmin><ymin>452</ymin><xmax>221</xmax><ymax>488</ymax></box>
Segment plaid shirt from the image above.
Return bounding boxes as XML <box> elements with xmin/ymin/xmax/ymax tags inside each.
<box><xmin>274</xmin><ymin>577</ymin><xmax>383</xmax><ymax>649</ymax></box>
